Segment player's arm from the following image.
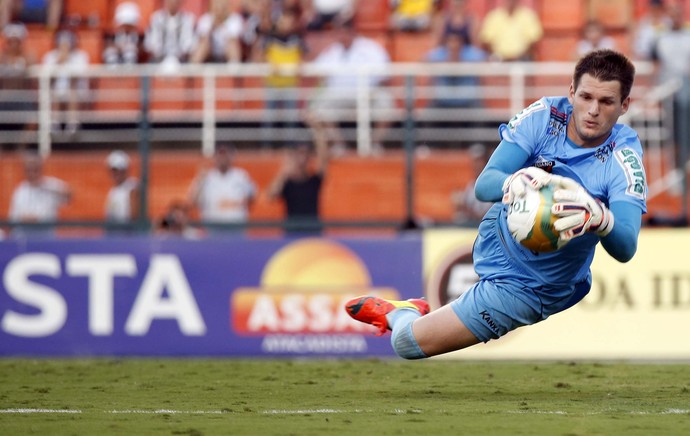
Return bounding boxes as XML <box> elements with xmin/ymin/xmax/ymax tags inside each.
<box><xmin>129</xmin><ymin>182</ymin><xmax>140</xmax><ymax>221</ymax></box>
<box><xmin>599</xmin><ymin>201</ymin><xmax>641</xmax><ymax>263</ymax></box>
<box><xmin>474</xmin><ymin>140</ymin><xmax>529</xmax><ymax>203</ymax></box>
<box><xmin>186</xmin><ymin>171</ymin><xmax>206</xmax><ymax>208</ymax></box>
<box><xmin>476</xmin><ymin>140</ymin><xmax>559</xmax><ymax>204</ymax></box>
<box><xmin>267</xmin><ymin>155</ymin><xmax>293</xmax><ymax>201</ymax></box>
<box><xmin>313</xmin><ymin>123</ymin><xmax>329</xmax><ymax>176</ymax></box>
<box><xmin>553</xmin><ymin>184</ymin><xmax>642</xmax><ymax>263</ymax></box>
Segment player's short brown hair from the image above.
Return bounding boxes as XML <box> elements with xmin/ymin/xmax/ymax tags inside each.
<box><xmin>573</xmin><ymin>49</ymin><xmax>635</xmax><ymax>102</ymax></box>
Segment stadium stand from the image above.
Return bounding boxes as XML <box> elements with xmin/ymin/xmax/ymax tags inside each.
<box><xmin>535</xmin><ymin>34</ymin><xmax>580</xmax><ymax>61</ymax></box>
<box><xmin>354</xmin><ymin>0</ymin><xmax>390</xmax><ymax>32</ymax></box>
<box><xmin>589</xmin><ymin>0</ymin><xmax>633</xmax><ymax>30</ymax></box>
<box><xmin>93</xmin><ymin>76</ymin><xmax>141</xmax><ymax>113</ymax></box>
<box><xmin>64</xmin><ymin>0</ymin><xmax>110</xmax><ymax>28</ymax></box>
<box><xmin>77</xmin><ymin>28</ymin><xmax>104</xmax><ymax>62</ymax></box>
<box><xmin>1</xmin><ymin>0</ymin><xmax>687</xmax><ymax>230</ymax></box>
<box><xmin>390</xmin><ymin>30</ymin><xmax>436</xmax><ymax>62</ymax></box>
<box><xmin>539</xmin><ymin>0</ymin><xmax>585</xmax><ymax>32</ymax></box>
<box><xmin>23</xmin><ymin>25</ymin><xmax>54</xmax><ymax>59</ymax></box>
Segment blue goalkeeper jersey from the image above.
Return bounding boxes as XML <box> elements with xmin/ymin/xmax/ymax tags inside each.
<box><xmin>474</xmin><ymin>96</ymin><xmax>647</xmax><ymax>294</ymax></box>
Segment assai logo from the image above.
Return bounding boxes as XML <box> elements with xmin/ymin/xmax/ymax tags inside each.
<box><xmin>231</xmin><ymin>239</ymin><xmax>399</xmax><ymax>336</ymax></box>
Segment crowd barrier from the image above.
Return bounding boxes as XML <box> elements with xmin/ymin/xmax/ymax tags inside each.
<box><xmin>1</xmin><ymin>228</ymin><xmax>688</xmax><ymax>360</ymax></box>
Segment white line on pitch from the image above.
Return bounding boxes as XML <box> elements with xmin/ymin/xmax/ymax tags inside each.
<box><xmin>506</xmin><ymin>409</ymin><xmax>690</xmax><ymax>416</ymax></box>
<box><xmin>108</xmin><ymin>410</ymin><xmax>229</xmax><ymax>414</ymax></box>
<box><xmin>0</xmin><ymin>409</ymin><xmax>82</xmax><ymax>414</ymax></box>
<box><xmin>262</xmin><ymin>409</ymin><xmax>347</xmax><ymax>415</ymax></box>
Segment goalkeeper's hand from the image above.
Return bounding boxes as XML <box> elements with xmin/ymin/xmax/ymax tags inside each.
<box><xmin>502</xmin><ymin>167</ymin><xmax>568</xmax><ymax>204</ymax></box>
<box><xmin>551</xmin><ymin>179</ymin><xmax>614</xmax><ymax>241</ymax></box>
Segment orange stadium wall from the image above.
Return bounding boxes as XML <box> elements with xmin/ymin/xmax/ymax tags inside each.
<box><xmin>0</xmin><ymin>150</ymin><xmax>677</xmax><ymax>228</ymax></box>
<box><xmin>0</xmin><ymin>150</ymin><xmax>475</xmax><ymax>226</ymax></box>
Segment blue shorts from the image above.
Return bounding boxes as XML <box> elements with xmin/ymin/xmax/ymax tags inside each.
<box><xmin>450</xmin><ymin>278</ymin><xmax>591</xmax><ymax>343</ymax></box>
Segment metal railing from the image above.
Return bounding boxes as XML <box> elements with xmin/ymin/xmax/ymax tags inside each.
<box><xmin>0</xmin><ymin>60</ymin><xmax>681</xmax><ymax>202</ymax></box>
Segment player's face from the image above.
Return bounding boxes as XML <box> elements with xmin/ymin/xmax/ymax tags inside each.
<box><xmin>567</xmin><ymin>73</ymin><xmax>630</xmax><ymax>148</ymax></box>
<box><xmin>214</xmin><ymin>146</ymin><xmax>234</xmax><ymax>172</ymax></box>
<box><xmin>110</xmin><ymin>167</ymin><xmax>127</xmax><ymax>184</ymax></box>
<box><xmin>292</xmin><ymin>145</ymin><xmax>311</xmax><ymax>170</ymax></box>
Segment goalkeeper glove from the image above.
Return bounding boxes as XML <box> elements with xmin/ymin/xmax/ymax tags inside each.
<box><xmin>502</xmin><ymin>166</ymin><xmax>568</xmax><ymax>204</ymax></box>
<box><xmin>551</xmin><ymin>180</ymin><xmax>614</xmax><ymax>241</ymax></box>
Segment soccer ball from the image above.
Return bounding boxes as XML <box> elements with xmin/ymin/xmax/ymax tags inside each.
<box><xmin>506</xmin><ymin>184</ymin><xmax>566</xmax><ymax>253</ymax></box>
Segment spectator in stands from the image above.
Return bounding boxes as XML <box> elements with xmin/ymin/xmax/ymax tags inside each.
<box><xmin>242</xmin><ymin>0</ymin><xmax>306</xmax><ymax>61</ymax></box>
<box><xmin>42</xmin><ymin>29</ymin><xmax>89</xmax><ymax>136</ymax></box>
<box><xmin>257</xmin><ymin>10</ymin><xmax>306</xmax><ymax>147</ymax></box>
<box><xmin>478</xmin><ymin>0</ymin><xmax>542</xmax><ymax>61</ymax></box>
<box><xmin>144</xmin><ymin>0</ymin><xmax>196</xmax><ymax>64</ymax></box>
<box><xmin>426</xmin><ymin>32</ymin><xmax>486</xmax><ymax>108</ymax></box>
<box><xmin>390</xmin><ymin>0</ymin><xmax>439</xmax><ymax>32</ymax></box>
<box><xmin>308</xmin><ymin>20</ymin><xmax>393</xmax><ymax>153</ymax></box>
<box><xmin>0</xmin><ymin>22</ymin><xmax>37</xmax><ymax>146</ymax></box>
<box><xmin>267</xmin><ymin>123</ymin><xmax>329</xmax><ymax>234</ymax></box>
<box><xmin>262</xmin><ymin>0</ymin><xmax>307</xmax><ymax>31</ymax></box>
<box><xmin>104</xmin><ymin>150</ymin><xmax>140</xmax><ymax>231</ymax></box>
<box><xmin>238</xmin><ymin>0</ymin><xmax>266</xmax><ymax>62</ymax></box>
<box><xmin>632</xmin><ymin>0</ymin><xmax>672</xmax><ymax>61</ymax></box>
<box><xmin>8</xmin><ymin>151</ymin><xmax>72</xmax><ymax>238</ymax></box>
<box><xmin>156</xmin><ymin>200</ymin><xmax>203</xmax><ymax>239</ymax></box>
<box><xmin>0</xmin><ymin>0</ymin><xmax>62</xmax><ymax>30</ymax></box>
<box><xmin>652</xmin><ymin>3</ymin><xmax>690</xmax><ymax>150</ymax></box>
<box><xmin>187</xmin><ymin>144</ymin><xmax>257</xmax><ymax>232</ymax></box>
<box><xmin>433</xmin><ymin>0</ymin><xmax>478</xmax><ymax>46</ymax></box>
<box><xmin>306</xmin><ymin>0</ymin><xmax>356</xmax><ymax>31</ymax></box>
<box><xmin>450</xmin><ymin>143</ymin><xmax>492</xmax><ymax>225</ymax></box>
<box><xmin>574</xmin><ymin>20</ymin><xmax>616</xmax><ymax>59</ymax></box>
<box><xmin>103</xmin><ymin>2</ymin><xmax>142</xmax><ymax>65</ymax></box>
<box><xmin>191</xmin><ymin>0</ymin><xmax>243</xmax><ymax>64</ymax></box>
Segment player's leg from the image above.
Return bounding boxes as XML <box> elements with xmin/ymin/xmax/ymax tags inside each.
<box><xmin>410</xmin><ymin>305</ymin><xmax>481</xmax><ymax>356</ymax></box>
<box><xmin>345</xmin><ymin>295</ymin><xmax>480</xmax><ymax>359</ymax></box>
<box><xmin>345</xmin><ymin>296</ymin><xmax>430</xmax><ymax>359</ymax></box>
<box><xmin>346</xmin><ymin>279</ymin><xmax>541</xmax><ymax>359</ymax></box>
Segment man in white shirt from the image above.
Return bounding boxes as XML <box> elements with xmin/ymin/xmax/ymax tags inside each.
<box><xmin>42</xmin><ymin>29</ymin><xmax>89</xmax><ymax>135</ymax></box>
<box><xmin>191</xmin><ymin>0</ymin><xmax>243</xmax><ymax>63</ymax></box>
<box><xmin>652</xmin><ymin>3</ymin><xmax>690</xmax><ymax>150</ymax></box>
<box><xmin>8</xmin><ymin>152</ymin><xmax>72</xmax><ymax>238</ymax></box>
<box><xmin>144</xmin><ymin>0</ymin><xmax>196</xmax><ymax>63</ymax></box>
<box><xmin>188</xmin><ymin>145</ymin><xmax>257</xmax><ymax>231</ymax></box>
<box><xmin>308</xmin><ymin>21</ymin><xmax>394</xmax><ymax>152</ymax></box>
<box><xmin>104</xmin><ymin>150</ymin><xmax>139</xmax><ymax>231</ymax></box>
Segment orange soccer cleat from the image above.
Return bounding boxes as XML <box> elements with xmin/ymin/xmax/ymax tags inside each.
<box><xmin>344</xmin><ymin>296</ymin><xmax>430</xmax><ymax>336</ymax></box>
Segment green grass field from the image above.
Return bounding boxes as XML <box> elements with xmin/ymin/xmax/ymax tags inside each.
<box><xmin>0</xmin><ymin>358</ymin><xmax>689</xmax><ymax>435</ymax></box>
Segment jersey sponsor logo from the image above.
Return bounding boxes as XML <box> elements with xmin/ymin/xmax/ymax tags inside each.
<box><xmin>546</xmin><ymin>106</ymin><xmax>567</xmax><ymax>135</ymax></box>
<box><xmin>615</xmin><ymin>148</ymin><xmax>646</xmax><ymax>200</ymax></box>
<box><xmin>479</xmin><ymin>310</ymin><xmax>500</xmax><ymax>335</ymax></box>
<box><xmin>507</xmin><ymin>100</ymin><xmax>547</xmax><ymax>131</ymax></box>
<box><xmin>551</xmin><ymin>106</ymin><xmax>568</xmax><ymax>123</ymax></box>
<box><xmin>595</xmin><ymin>141</ymin><xmax>616</xmax><ymax>163</ymax></box>
<box><xmin>549</xmin><ymin>106</ymin><xmax>567</xmax><ymax>123</ymax></box>
<box><xmin>534</xmin><ymin>156</ymin><xmax>555</xmax><ymax>173</ymax></box>
<box><xmin>547</xmin><ymin>119</ymin><xmax>565</xmax><ymax>136</ymax></box>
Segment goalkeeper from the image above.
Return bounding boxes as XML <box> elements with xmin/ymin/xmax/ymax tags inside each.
<box><xmin>346</xmin><ymin>49</ymin><xmax>647</xmax><ymax>359</ymax></box>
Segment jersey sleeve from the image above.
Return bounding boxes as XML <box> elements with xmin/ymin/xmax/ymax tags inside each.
<box><xmin>608</xmin><ymin>131</ymin><xmax>647</xmax><ymax>213</ymax></box>
<box><xmin>498</xmin><ymin>98</ymin><xmax>549</xmax><ymax>157</ymax></box>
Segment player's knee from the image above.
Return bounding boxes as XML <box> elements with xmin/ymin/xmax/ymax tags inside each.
<box><xmin>391</xmin><ymin>322</ymin><xmax>427</xmax><ymax>360</ymax></box>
